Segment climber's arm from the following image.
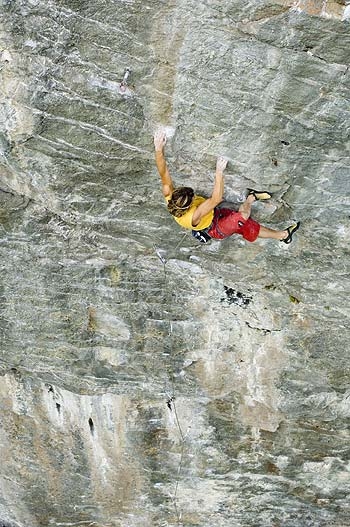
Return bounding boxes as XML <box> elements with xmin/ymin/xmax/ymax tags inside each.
<box><xmin>191</xmin><ymin>156</ymin><xmax>227</xmax><ymax>227</ymax></box>
<box><xmin>154</xmin><ymin>131</ymin><xmax>174</xmax><ymax>198</ymax></box>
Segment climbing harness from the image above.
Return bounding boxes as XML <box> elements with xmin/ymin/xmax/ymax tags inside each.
<box><xmin>192</xmin><ymin>229</ymin><xmax>211</xmax><ymax>244</ymax></box>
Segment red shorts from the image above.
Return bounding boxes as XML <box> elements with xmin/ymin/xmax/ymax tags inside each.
<box><xmin>207</xmin><ymin>208</ymin><xmax>260</xmax><ymax>242</ymax></box>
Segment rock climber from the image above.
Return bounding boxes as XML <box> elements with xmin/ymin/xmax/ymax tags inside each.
<box><xmin>154</xmin><ymin>130</ymin><xmax>300</xmax><ymax>244</ymax></box>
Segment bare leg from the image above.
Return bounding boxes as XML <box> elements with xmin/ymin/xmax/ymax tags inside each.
<box><xmin>258</xmin><ymin>225</ymin><xmax>288</xmax><ymax>241</ymax></box>
<box><xmin>239</xmin><ymin>194</ymin><xmax>289</xmax><ymax>241</ymax></box>
<box><xmin>238</xmin><ymin>194</ymin><xmax>255</xmax><ymax>219</ymax></box>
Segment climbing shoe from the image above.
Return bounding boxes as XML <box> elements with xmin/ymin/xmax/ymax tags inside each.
<box><xmin>281</xmin><ymin>221</ymin><xmax>300</xmax><ymax>244</ymax></box>
<box><xmin>247</xmin><ymin>188</ymin><xmax>272</xmax><ymax>200</ymax></box>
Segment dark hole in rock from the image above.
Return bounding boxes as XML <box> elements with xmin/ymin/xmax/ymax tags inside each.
<box><xmin>221</xmin><ymin>286</ymin><xmax>252</xmax><ymax>307</ymax></box>
<box><xmin>88</xmin><ymin>418</ymin><xmax>94</xmax><ymax>434</ymax></box>
<box><xmin>56</xmin><ymin>403</ymin><xmax>61</xmax><ymax>414</ymax></box>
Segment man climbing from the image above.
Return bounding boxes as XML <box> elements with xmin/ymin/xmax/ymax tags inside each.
<box><xmin>154</xmin><ymin>130</ymin><xmax>300</xmax><ymax>244</ymax></box>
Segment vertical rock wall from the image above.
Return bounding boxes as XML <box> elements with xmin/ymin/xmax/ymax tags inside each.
<box><xmin>0</xmin><ymin>1</ymin><xmax>349</xmax><ymax>526</ymax></box>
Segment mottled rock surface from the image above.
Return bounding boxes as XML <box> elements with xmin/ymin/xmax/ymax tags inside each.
<box><xmin>0</xmin><ymin>1</ymin><xmax>349</xmax><ymax>526</ymax></box>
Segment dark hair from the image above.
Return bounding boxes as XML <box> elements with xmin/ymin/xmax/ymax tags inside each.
<box><xmin>167</xmin><ymin>187</ymin><xmax>194</xmax><ymax>217</ymax></box>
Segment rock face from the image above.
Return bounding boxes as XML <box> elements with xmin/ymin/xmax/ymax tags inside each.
<box><xmin>0</xmin><ymin>1</ymin><xmax>349</xmax><ymax>526</ymax></box>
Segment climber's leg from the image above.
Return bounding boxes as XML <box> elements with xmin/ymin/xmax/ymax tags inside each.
<box><xmin>258</xmin><ymin>225</ymin><xmax>287</xmax><ymax>240</ymax></box>
<box><xmin>238</xmin><ymin>194</ymin><xmax>255</xmax><ymax>220</ymax></box>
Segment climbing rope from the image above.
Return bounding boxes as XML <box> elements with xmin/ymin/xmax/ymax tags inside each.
<box><xmin>154</xmin><ymin>239</ymin><xmax>188</xmax><ymax>526</ymax></box>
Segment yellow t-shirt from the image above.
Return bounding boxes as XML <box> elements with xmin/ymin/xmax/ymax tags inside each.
<box><xmin>165</xmin><ymin>195</ymin><xmax>214</xmax><ymax>231</ymax></box>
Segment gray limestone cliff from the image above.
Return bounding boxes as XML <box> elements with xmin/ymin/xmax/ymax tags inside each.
<box><xmin>0</xmin><ymin>1</ymin><xmax>349</xmax><ymax>526</ymax></box>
